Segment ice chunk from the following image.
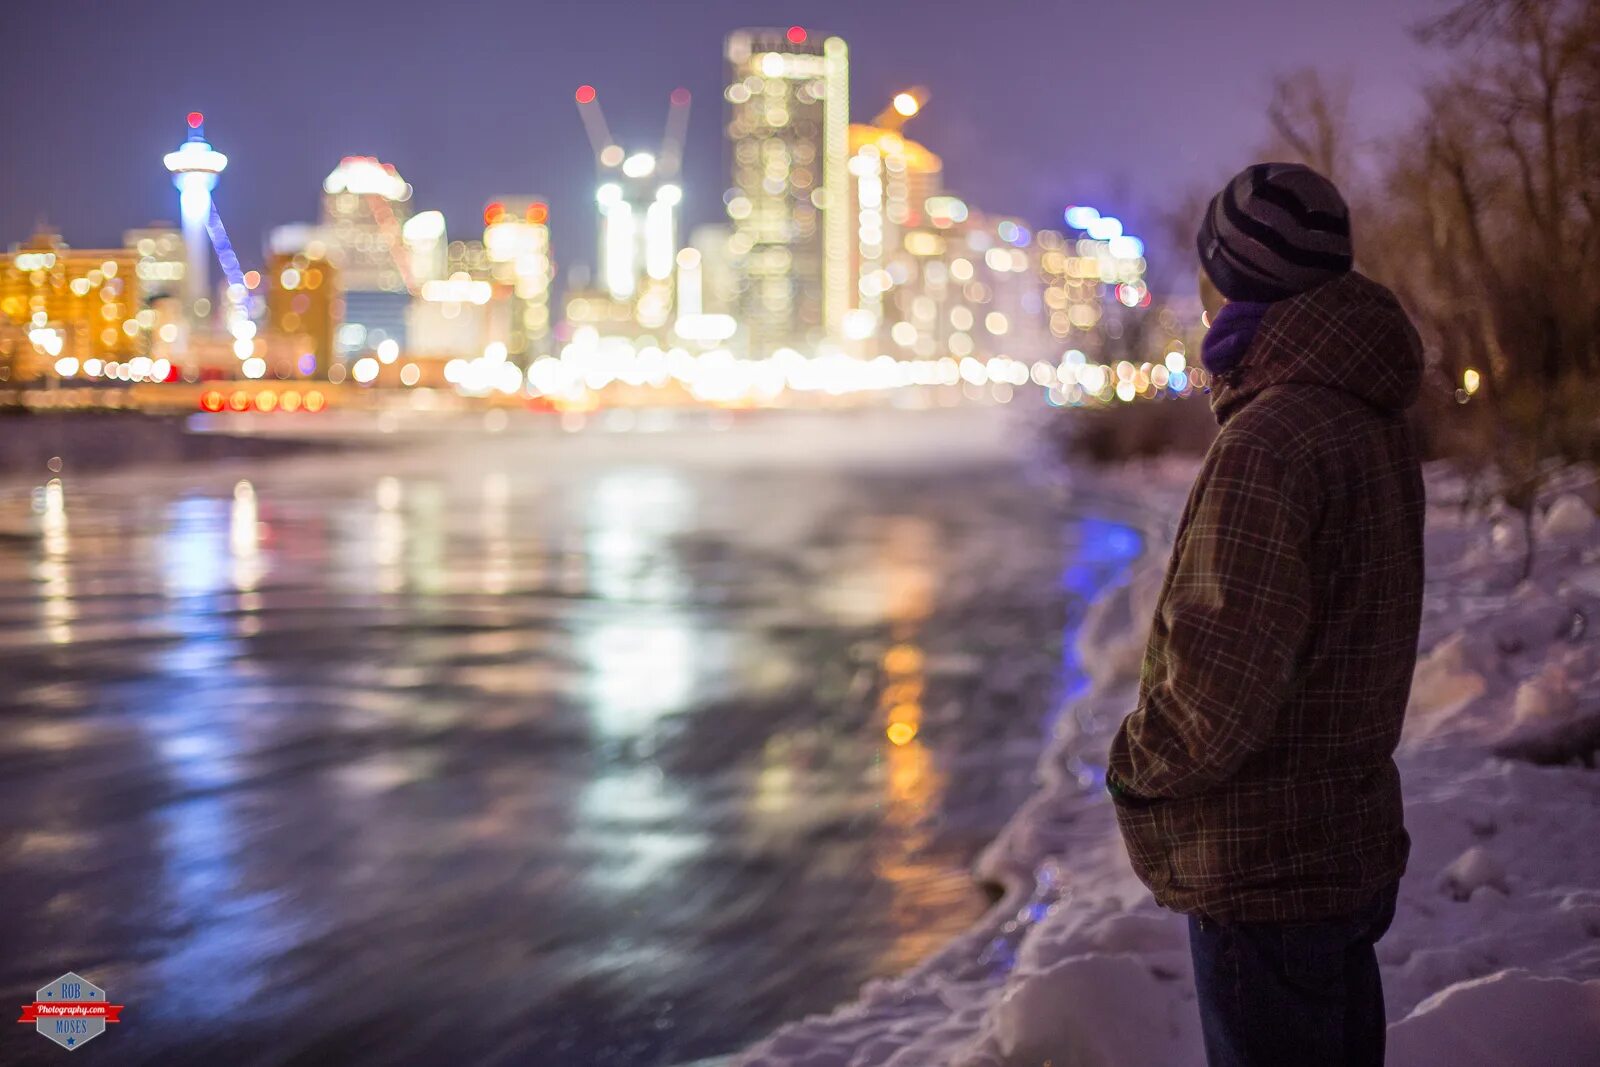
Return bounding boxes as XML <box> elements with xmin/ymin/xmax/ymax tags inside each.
<box><xmin>1540</xmin><ymin>494</ymin><xmax>1597</xmax><ymax>542</ymax></box>
<box><xmin>1404</xmin><ymin>634</ymin><xmax>1487</xmax><ymax>741</ymax></box>
<box><xmin>985</xmin><ymin>954</ymin><xmax>1201</xmax><ymax>1067</ymax></box>
<box><xmin>1491</xmin><ymin>516</ymin><xmax>1528</xmax><ymax>555</ymax></box>
<box><xmin>1436</xmin><ymin>845</ymin><xmax>1509</xmax><ymax>902</ymax></box>
<box><xmin>1512</xmin><ymin>662</ymin><xmax>1578</xmax><ymax>726</ymax></box>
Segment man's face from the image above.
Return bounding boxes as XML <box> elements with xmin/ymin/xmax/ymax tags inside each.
<box><xmin>1198</xmin><ymin>268</ymin><xmax>1227</xmax><ymax>322</ymax></box>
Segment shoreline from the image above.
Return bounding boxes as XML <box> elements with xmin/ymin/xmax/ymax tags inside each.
<box><xmin>733</xmin><ymin>458</ymin><xmax>1600</xmax><ymax>1067</ymax></box>
<box><xmin>658</xmin><ymin>449</ymin><xmax>1177</xmax><ymax>1067</ymax></box>
<box><xmin>0</xmin><ymin>410</ymin><xmax>368</xmax><ymax>481</ymax></box>
<box><xmin>729</xmin><ymin>455</ymin><xmax>1187</xmax><ymax>1067</ymax></box>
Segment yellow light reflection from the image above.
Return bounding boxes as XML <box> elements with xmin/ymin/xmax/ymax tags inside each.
<box><xmin>867</xmin><ymin>513</ymin><xmax>954</xmax><ymax>970</ymax></box>
<box><xmin>37</xmin><ymin>478</ymin><xmax>73</xmax><ymax>644</ymax></box>
<box><xmin>883</xmin><ymin>643</ymin><xmax>923</xmax><ymax>677</ymax></box>
<box><xmin>373</xmin><ymin>476</ymin><xmax>404</xmax><ymax>594</ymax></box>
<box><xmin>230</xmin><ymin>480</ymin><xmax>264</xmax><ymax>593</ymax></box>
<box><xmin>480</xmin><ymin>471</ymin><xmax>511</xmax><ymax>595</ymax></box>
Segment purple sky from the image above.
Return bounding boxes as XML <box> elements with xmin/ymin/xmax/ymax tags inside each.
<box><xmin>3</xmin><ymin>0</ymin><xmax>1444</xmax><ymax>288</ymax></box>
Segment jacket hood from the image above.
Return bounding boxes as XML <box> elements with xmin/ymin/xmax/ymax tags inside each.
<box><xmin>1209</xmin><ymin>271</ymin><xmax>1423</xmax><ymax>426</ymax></box>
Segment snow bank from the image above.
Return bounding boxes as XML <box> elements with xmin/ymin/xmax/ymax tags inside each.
<box><xmin>1387</xmin><ymin>971</ymin><xmax>1600</xmax><ymax>1067</ymax></box>
<box><xmin>734</xmin><ymin>463</ymin><xmax>1600</xmax><ymax>1067</ymax></box>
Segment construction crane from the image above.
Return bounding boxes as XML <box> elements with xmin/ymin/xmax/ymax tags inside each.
<box><xmin>659</xmin><ymin>87</ymin><xmax>692</xmax><ymax>180</ymax></box>
<box><xmin>574</xmin><ymin>85</ymin><xmax>692</xmax><ymax>310</ymax></box>
<box><xmin>871</xmin><ymin>86</ymin><xmax>931</xmax><ymax>133</ymax></box>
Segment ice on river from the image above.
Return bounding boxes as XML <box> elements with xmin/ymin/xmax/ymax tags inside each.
<box><xmin>0</xmin><ymin>406</ymin><xmax>1144</xmax><ymax>1067</ymax></box>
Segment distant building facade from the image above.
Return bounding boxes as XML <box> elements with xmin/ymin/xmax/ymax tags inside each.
<box><xmin>123</xmin><ymin>225</ymin><xmax>186</xmax><ymax>304</ymax></box>
<box><xmin>725</xmin><ymin>26</ymin><xmax>849</xmax><ymax>356</ymax></box>
<box><xmin>483</xmin><ymin>198</ymin><xmax>554</xmax><ymax>363</ymax></box>
<box><xmin>844</xmin><ymin>121</ymin><xmax>943</xmax><ymax>354</ymax></box>
<box><xmin>0</xmin><ymin>232</ymin><xmax>144</xmax><ymax>379</ymax></box>
<box><xmin>265</xmin><ymin>248</ymin><xmax>340</xmax><ymax>374</ymax></box>
<box><xmin>319</xmin><ymin>156</ymin><xmax>414</xmax><ymax>357</ymax></box>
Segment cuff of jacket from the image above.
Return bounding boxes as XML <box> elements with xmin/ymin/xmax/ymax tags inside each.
<box><xmin>1105</xmin><ymin>768</ymin><xmax>1160</xmax><ymax>808</ymax></box>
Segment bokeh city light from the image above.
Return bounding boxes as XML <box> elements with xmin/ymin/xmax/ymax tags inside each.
<box><xmin>1</xmin><ymin>28</ymin><xmax>1205</xmax><ymax>416</ymax></box>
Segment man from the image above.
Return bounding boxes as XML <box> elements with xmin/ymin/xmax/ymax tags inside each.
<box><xmin>1106</xmin><ymin>162</ymin><xmax>1425</xmax><ymax>1067</ymax></box>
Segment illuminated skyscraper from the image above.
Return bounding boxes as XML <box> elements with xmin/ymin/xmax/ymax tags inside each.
<box><xmin>685</xmin><ymin>224</ymin><xmax>738</xmax><ymax>316</ymax></box>
<box><xmin>123</xmin><ymin>225</ymin><xmax>186</xmax><ymax>304</ymax></box>
<box><xmin>162</xmin><ymin>112</ymin><xmax>227</xmax><ymax>330</ymax></box>
<box><xmin>482</xmin><ymin>198</ymin><xmax>553</xmax><ymax>361</ymax></box>
<box><xmin>121</xmin><ymin>225</ymin><xmax>186</xmax><ymax>363</ymax></box>
<box><xmin>266</xmin><ymin>248</ymin><xmax>339</xmax><ymax>373</ymax></box>
<box><xmin>319</xmin><ymin>156</ymin><xmax>413</xmax><ymax>356</ymax></box>
<box><xmin>401</xmin><ymin>210</ymin><xmax>448</xmax><ymax>287</ymax></box>
<box><xmin>845</xmin><ymin>91</ymin><xmax>943</xmax><ymax>351</ymax></box>
<box><xmin>0</xmin><ymin>232</ymin><xmax>145</xmax><ymax>379</ymax></box>
<box><xmin>725</xmin><ymin>26</ymin><xmax>849</xmax><ymax>356</ymax></box>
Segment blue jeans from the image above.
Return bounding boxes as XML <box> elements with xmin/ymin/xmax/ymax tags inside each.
<box><xmin>1188</xmin><ymin>882</ymin><xmax>1399</xmax><ymax>1067</ymax></box>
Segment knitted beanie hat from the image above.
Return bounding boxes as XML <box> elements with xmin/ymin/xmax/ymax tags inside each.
<box><xmin>1197</xmin><ymin>162</ymin><xmax>1353</xmax><ymax>302</ymax></box>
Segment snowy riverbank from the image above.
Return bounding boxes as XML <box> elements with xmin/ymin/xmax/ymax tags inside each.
<box><xmin>735</xmin><ymin>458</ymin><xmax>1600</xmax><ymax>1067</ymax></box>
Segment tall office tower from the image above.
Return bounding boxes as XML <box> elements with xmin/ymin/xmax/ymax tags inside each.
<box><xmin>320</xmin><ymin>156</ymin><xmax>414</xmax><ymax>357</ymax></box>
<box><xmin>409</xmin><ymin>236</ymin><xmax>506</xmax><ymax>358</ymax></box>
<box><xmin>266</xmin><ymin>249</ymin><xmax>340</xmax><ymax>373</ymax></box>
<box><xmin>123</xmin><ymin>225</ymin><xmax>186</xmax><ymax>304</ymax></box>
<box><xmin>482</xmin><ymin>199</ymin><xmax>553</xmax><ymax>361</ymax></box>
<box><xmin>844</xmin><ymin>90</ymin><xmax>943</xmax><ymax>352</ymax></box>
<box><xmin>724</xmin><ymin>26</ymin><xmax>848</xmax><ymax>357</ymax></box>
<box><xmin>123</xmin><ymin>225</ymin><xmax>188</xmax><ymax>363</ymax></box>
<box><xmin>401</xmin><ymin>210</ymin><xmax>448</xmax><ymax>287</ymax></box>
<box><xmin>685</xmin><ymin>224</ymin><xmax>738</xmax><ymax>316</ymax></box>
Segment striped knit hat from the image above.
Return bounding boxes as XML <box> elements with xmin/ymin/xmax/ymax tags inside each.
<box><xmin>1197</xmin><ymin>163</ymin><xmax>1353</xmax><ymax>303</ymax></box>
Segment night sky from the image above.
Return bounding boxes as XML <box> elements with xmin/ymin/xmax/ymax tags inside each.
<box><xmin>4</xmin><ymin>0</ymin><xmax>1442</xmax><ymax>289</ymax></box>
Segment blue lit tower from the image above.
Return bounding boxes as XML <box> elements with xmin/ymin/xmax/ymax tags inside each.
<box><xmin>162</xmin><ymin>111</ymin><xmax>228</xmax><ymax>327</ymax></box>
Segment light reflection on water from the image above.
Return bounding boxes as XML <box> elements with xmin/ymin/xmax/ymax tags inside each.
<box><xmin>37</xmin><ymin>479</ymin><xmax>73</xmax><ymax>645</ymax></box>
<box><xmin>0</xmin><ymin>429</ymin><xmax>1139</xmax><ymax>1067</ymax></box>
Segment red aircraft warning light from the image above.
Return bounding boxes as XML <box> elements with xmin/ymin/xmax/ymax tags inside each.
<box><xmin>186</xmin><ymin>111</ymin><xmax>204</xmax><ymax>129</ymax></box>
<box><xmin>575</xmin><ymin>84</ymin><xmax>597</xmax><ymax>104</ymax></box>
<box><xmin>786</xmin><ymin>26</ymin><xmax>807</xmax><ymax>44</ymax></box>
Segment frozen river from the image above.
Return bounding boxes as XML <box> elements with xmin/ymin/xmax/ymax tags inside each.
<box><xmin>0</xmin><ymin>408</ymin><xmax>1140</xmax><ymax>1066</ymax></box>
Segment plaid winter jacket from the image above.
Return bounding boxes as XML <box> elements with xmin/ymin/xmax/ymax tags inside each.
<box><xmin>1108</xmin><ymin>271</ymin><xmax>1425</xmax><ymax>923</ymax></box>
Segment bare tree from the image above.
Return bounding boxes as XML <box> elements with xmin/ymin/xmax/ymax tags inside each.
<box><xmin>1262</xmin><ymin>70</ymin><xmax>1358</xmax><ymax>187</ymax></box>
<box><xmin>1139</xmin><ymin>0</ymin><xmax>1598</xmax><ymax>566</ymax></box>
<box><xmin>1382</xmin><ymin>0</ymin><xmax>1600</xmax><ymax>576</ymax></box>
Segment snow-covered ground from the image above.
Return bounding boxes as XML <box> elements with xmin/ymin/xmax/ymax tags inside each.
<box><xmin>735</xmin><ymin>458</ymin><xmax>1600</xmax><ymax>1067</ymax></box>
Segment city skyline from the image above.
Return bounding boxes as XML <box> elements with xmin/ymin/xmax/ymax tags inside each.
<box><xmin>4</xmin><ymin>0</ymin><xmax>1443</xmax><ymax>287</ymax></box>
<box><xmin>0</xmin><ymin>5</ymin><xmax>1594</xmax><ymax>1064</ymax></box>
<box><xmin>5</xmin><ymin>12</ymin><xmax>1181</xmax><ymax>395</ymax></box>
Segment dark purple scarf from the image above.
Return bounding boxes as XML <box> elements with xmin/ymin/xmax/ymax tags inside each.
<box><xmin>1202</xmin><ymin>300</ymin><xmax>1274</xmax><ymax>378</ymax></box>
